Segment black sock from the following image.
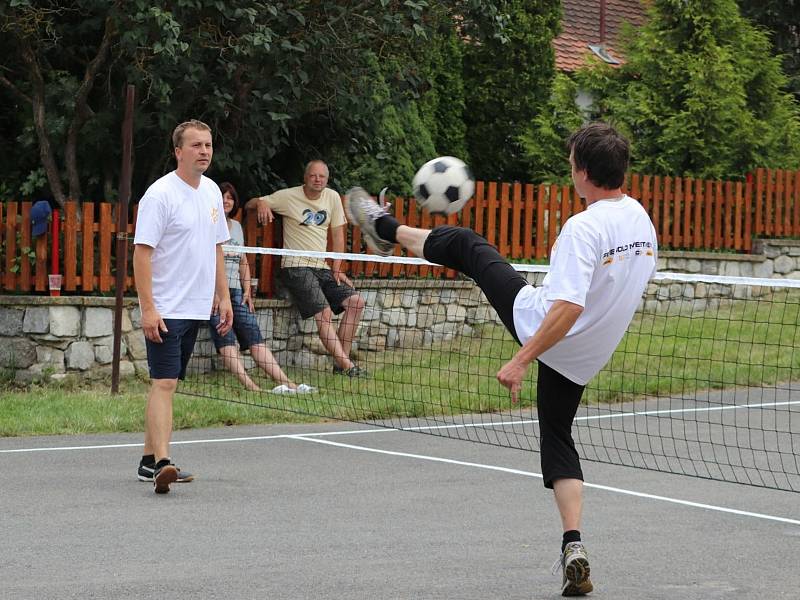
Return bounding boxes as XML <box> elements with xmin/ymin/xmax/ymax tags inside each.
<box><xmin>375</xmin><ymin>215</ymin><xmax>400</xmax><ymax>243</ymax></box>
<box><xmin>562</xmin><ymin>530</ymin><xmax>581</xmax><ymax>552</ymax></box>
<box><xmin>141</xmin><ymin>454</ymin><xmax>155</xmax><ymax>466</ymax></box>
<box><xmin>155</xmin><ymin>458</ymin><xmax>172</xmax><ymax>469</ymax></box>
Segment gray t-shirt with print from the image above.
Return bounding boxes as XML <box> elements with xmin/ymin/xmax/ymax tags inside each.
<box><xmin>223</xmin><ymin>219</ymin><xmax>244</xmax><ymax>290</ymax></box>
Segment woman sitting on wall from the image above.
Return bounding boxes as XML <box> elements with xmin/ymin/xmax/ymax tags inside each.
<box><xmin>210</xmin><ymin>182</ymin><xmax>313</xmax><ymax>394</ymax></box>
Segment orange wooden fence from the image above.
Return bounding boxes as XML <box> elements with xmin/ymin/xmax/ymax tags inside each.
<box><xmin>2</xmin><ymin>168</ymin><xmax>799</xmax><ymax>296</ymax></box>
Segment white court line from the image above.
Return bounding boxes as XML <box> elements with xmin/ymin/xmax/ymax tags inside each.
<box><xmin>0</xmin><ymin>428</ymin><xmax>392</xmax><ymax>454</ymax></box>
<box><xmin>2</xmin><ymin>425</ymin><xmax>798</xmax><ymax>525</ymax></box>
<box><xmin>290</xmin><ymin>434</ymin><xmax>800</xmax><ymax>527</ymax></box>
<box><xmin>2</xmin><ymin>394</ymin><xmax>798</xmax><ymax>453</ymax></box>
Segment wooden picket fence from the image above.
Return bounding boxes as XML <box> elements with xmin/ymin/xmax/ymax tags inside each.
<box><xmin>1</xmin><ymin>168</ymin><xmax>799</xmax><ymax>296</ymax></box>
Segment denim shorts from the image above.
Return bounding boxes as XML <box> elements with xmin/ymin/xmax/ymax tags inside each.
<box><xmin>279</xmin><ymin>267</ymin><xmax>357</xmax><ymax>319</ymax></box>
<box><xmin>209</xmin><ymin>288</ymin><xmax>265</xmax><ymax>351</ymax></box>
<box><xmin>145</xmin><ymin>318</ymin><xmax>202</xmax><ymax>380</ymax></box>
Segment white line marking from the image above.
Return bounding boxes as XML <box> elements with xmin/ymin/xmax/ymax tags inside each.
<box><xmin>290</xmin><ymin>435</ymin><xmax>800</xmax><ymax>526</ymax></box>
<box><xmin>2</xmin><ymin>426</ymin><xmax>797</xmax><ymax>524</ymax></box>
<box><xmin>0</xmin><ymin>428</ymin><xmax>391</xmax><ymax>454</ymax></box>
<box><xmin>1</xmin><ymin>395</ymin><xmax>797</xmax><ymax>453</ymax></box>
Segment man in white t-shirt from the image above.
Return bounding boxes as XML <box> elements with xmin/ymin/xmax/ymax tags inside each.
<box><xmin>133</xmin><ymin>119</ymin><xmax>233</xmax><ymax>494</ymax></box>
<box><xmin>244</xmin><ymin>160</ymin><xmax>367</xmax><ymax>377</ymax></box>
<box><xmin>346</xmin><ymin>123</ymin><xmax>657</xmax><ymax>597</ymax></box>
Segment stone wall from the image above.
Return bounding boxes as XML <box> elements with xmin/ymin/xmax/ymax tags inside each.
<box><xmin>657</xmin><ymin>239</ymin><xmax>800</xmax><ymax>278</ymax></box>
<box><xmin>2</xmin><ymin>239</ymin><xmax>798</xmax><ymax>385</ymax></box>
<box><xmin>0</xmin><ymin>281</ymin><xmax>498</xmax><ymax>385</ymax></box>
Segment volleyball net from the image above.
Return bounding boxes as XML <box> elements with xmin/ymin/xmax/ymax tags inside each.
<box><xmin>180</xmin><ymin>246</ymin><xmax>800</xmax><ymax>493</ymax></box>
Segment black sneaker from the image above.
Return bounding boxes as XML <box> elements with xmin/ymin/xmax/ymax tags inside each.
<box><xmin>332</xmin><ymin>365</ymin><xmax>368</xmax><ymax>378</ymax></box>
<box><xmin>138</xmin><ymin>460</ymin><xmax>194</xmax><ymax>483</ymax></box>
<box><xmin>153</xmin><ymin>460</ymin><xmax>179</xmax><ymax>494</ymax></box>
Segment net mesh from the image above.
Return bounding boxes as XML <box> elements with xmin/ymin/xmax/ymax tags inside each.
<box><xmin>181</xmin><ymin>246</ymin><xmax>800</xmax><ymax>492</ymax></box>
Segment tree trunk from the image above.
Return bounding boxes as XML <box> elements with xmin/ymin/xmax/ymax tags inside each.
<box><xmin>65</xmin><ymin>16</ymin><xmax>116</xmax><ymax>202</ymax></box>
<box><xmin>21</xmin><ymin>43</ymin><xmax>66</xmax><ymax>208</ymax></box>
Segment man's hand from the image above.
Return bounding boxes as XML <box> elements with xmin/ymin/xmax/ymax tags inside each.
<box><xmin>141</xmin><ymin>307</ymin><xmax>168</xmax><ymax>343</ymax></box>
<box><xmin>242</xmin><ymin>289</ymin><xmax>255</xmax><ymax>313</ymax></box>
<box><xmin>215</xmin><ymin>297</ymin><xmax>234</xmax><ymax>336</ymax></box>
<box><xmin>497</xmin><ymin>358</ymin><xmax>529</xmax><ymax>404</ymax></box>
<box><xmin>333</xmin><ymin>270</ymin><xmax>353</xmax><ymax>287</ymax></box>
<box><xmin>253</xmin><ymin>198</ymin><xmax>274</xmax><ymax>225</ymax></box>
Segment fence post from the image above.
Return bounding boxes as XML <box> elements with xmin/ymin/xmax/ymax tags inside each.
<box><xmin>511</xmin><ymin>182</ymin><xmax>522</xmax><ymax>259</ymax></box>
<box><xmin>20</xmin><ymin>202</ymin><xmax>32</xmax><ymax>291</ymax></box>
<box><xmin>523</xmin><ymin>183</ymin><xmax>534</xmax><ymax>259</ymax></box>
<box><xmin>535</xmin><ymin>184</ymin><xmax>545</xmax><ymax>260</ymax></box>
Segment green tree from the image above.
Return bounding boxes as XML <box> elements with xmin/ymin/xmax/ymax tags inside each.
<box><xmin>519</xmin><ymin>72</ymin><xmax>584</xmax><ymax>183</ymax></box>
<box><xmin>0</xmin><ymin>1</ymin><xmax>121</xmax><ymax>206</ymax></box>
<box><xmin>418</xmin><ymin>19</ymin><xmax>469</xmax><ymax>161</ymax></box>
<box><xmin>737</xmin><ymin>0</ymin><xmax>800</xmax><ymax>98</ymax></box>
<box><xmin>462</xmin><ymin>0</ymin><xmax>560</xmax><ymax>181</ymax></box>
<box><xmin>579</xmin><ymin>0</ymin><xmax>800</xmax><ymax>178</ymax></box>
<box><xmin>0</xmin><ymin>1</ymin><xmax>530</xmax><ymax>202</ymax></box>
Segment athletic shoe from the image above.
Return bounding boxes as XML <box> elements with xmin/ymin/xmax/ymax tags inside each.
<box><xmin>332</xmin><ymin>365</ymin><xmax>368</xmax><ymax>378</ymax></box>
<box><xmin>344</xmin><ymin>187</ymin><xmax>395</xmax><ymax>257</ymax></box>
<box><xmin>153</xmin><ymin>460</ymin><xmax>179</xmax><ymax>494</ymax></box>
<box><xmin>270</xmin><ymin>384</ymin><xmax>317</xmax><ymax>394</ymax></box>
<box><xmin>138</xmin><ymin>461</ymin><xmax>194</xmax><ymax>483</ymax></box>
<box><xmin>270</xmin><ymin>384</ymin><xmax>295</xmax><ymax>394</ymax></box>
<box><xmin>552</xmin><ymin>541</ymin><xmax>593</xmax><ymax>596</ymax></box>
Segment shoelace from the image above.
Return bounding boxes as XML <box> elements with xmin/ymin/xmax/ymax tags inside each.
<box><xmin>551</xmin><ymin>554</ymin><xmax>564</xmax><ymax>576</ymax></box>
<box><xmin>550</xmin><ymin>543</ymin><xmax>586</xmax><ymax>576</ymax></box>
<box><xmin>358</xmin><ymin>187</ymin><xmax>389</xmax><ymax>220</ymax></box>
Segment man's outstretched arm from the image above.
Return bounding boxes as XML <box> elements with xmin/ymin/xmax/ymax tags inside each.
<box><xmin>496</xmin><ymin>300</ymin><xmax>584</xmax><ymax>402</ymax></box>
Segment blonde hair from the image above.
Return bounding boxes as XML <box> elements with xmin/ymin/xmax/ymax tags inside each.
<box><xmin>172</xmin><ymin>119</ymin><xmax>212</xmax><ymax>148</ymax></box>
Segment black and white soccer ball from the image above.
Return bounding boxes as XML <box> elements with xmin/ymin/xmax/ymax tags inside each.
<box><xmin>412</xmin><ymin>156</ymin><xmax>475</xmax><ymax>215</ymax></box>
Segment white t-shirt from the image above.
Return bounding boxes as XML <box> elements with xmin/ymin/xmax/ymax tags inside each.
<box><xmin>513</xmin><ymin>195</ymin><xmax>658</xmax><ymax>385</ymax></box>
<box><xmin>134</xmin><ymin>171</ymin><xmax>230</xmax><ymax>319</ymax></box>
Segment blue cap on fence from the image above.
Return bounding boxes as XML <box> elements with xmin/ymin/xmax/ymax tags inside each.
<box><xmin>30</xmin><ymin>200</ymin><xmax>52</xmax><ymax>237</ymax></box>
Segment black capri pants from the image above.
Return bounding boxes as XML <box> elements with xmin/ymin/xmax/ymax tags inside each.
<box><xmin>423</xmin><ymin>225</ymin><xmax>585</xmax><ymax>488</ymax></box>
<box><xmin>422</xmin><ymin>226</ymin><xmax>527</xmax><ymax>342</ymax></box>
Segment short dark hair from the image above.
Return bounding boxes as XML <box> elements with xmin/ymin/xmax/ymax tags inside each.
<box><xmin>568</xmin><ymin>123</ymin><xmax>629</xmax><ymax>189</ymax></box>
<box><xmin>219</xmin><ymin>182</ymin><xmax>240</xmax><ymax>218</ymax></box>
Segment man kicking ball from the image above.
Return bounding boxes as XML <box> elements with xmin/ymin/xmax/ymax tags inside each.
<box><xmin>345</xmin><ymin>122</ymin><xmax>657</xmax><ymax>596</ymax></box>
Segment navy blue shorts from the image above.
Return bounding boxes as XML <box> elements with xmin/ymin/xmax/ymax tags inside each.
<box><xmin>145</xmin><ymin>318</ymin><xmax>202</xmax><ymax>380</ymax></box>
<box><xmin>209</xmin><ymin>288</ymin><xmax>265</xmax><ymax>351</ymax></box>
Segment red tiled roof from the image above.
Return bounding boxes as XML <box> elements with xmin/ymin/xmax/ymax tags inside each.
<box><xmin>554</xmin><ymin>0</ymin><xmax>648</xmax><ymax>72</ymax></box>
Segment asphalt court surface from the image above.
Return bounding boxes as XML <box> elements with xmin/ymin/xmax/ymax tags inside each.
<box><xmin>2</xmin><ymin>420</ymin><xmax>799</xmax><ymax>599</ymax></box>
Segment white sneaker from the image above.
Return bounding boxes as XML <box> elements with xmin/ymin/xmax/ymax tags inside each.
<box><xmin>295</xmin><ymin>383</ymin><xmax>316</xmax><ymax>394</ymax></box>
<box><xmin>345</xmin><ymin>187</ymin><xmax>395</xmax><ymax>256</ymax></box>
<box><xmin>552</xmin><ymin>541</ymin><xmax>593</xmax><ymax>596</ymax></box>
<box><xmin>270</xmin><ymin>384</ymin><xmax>294</xmax><ymax>394</ymax></box>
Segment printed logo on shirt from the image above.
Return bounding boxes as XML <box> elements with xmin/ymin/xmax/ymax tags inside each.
<box><xmin>301</xmin><ymin>209</ymin><xmax>328</xmax><ymax>226</ymax></box>
<box><xmin>601</xmin><ymin>241</ymin><xmax>654</xmax><ymax>266</ymax></box>
<box><xmin>211</xmin><ymin>206</ymin><xmax>219</xmax><ymax>224</ymax></box>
